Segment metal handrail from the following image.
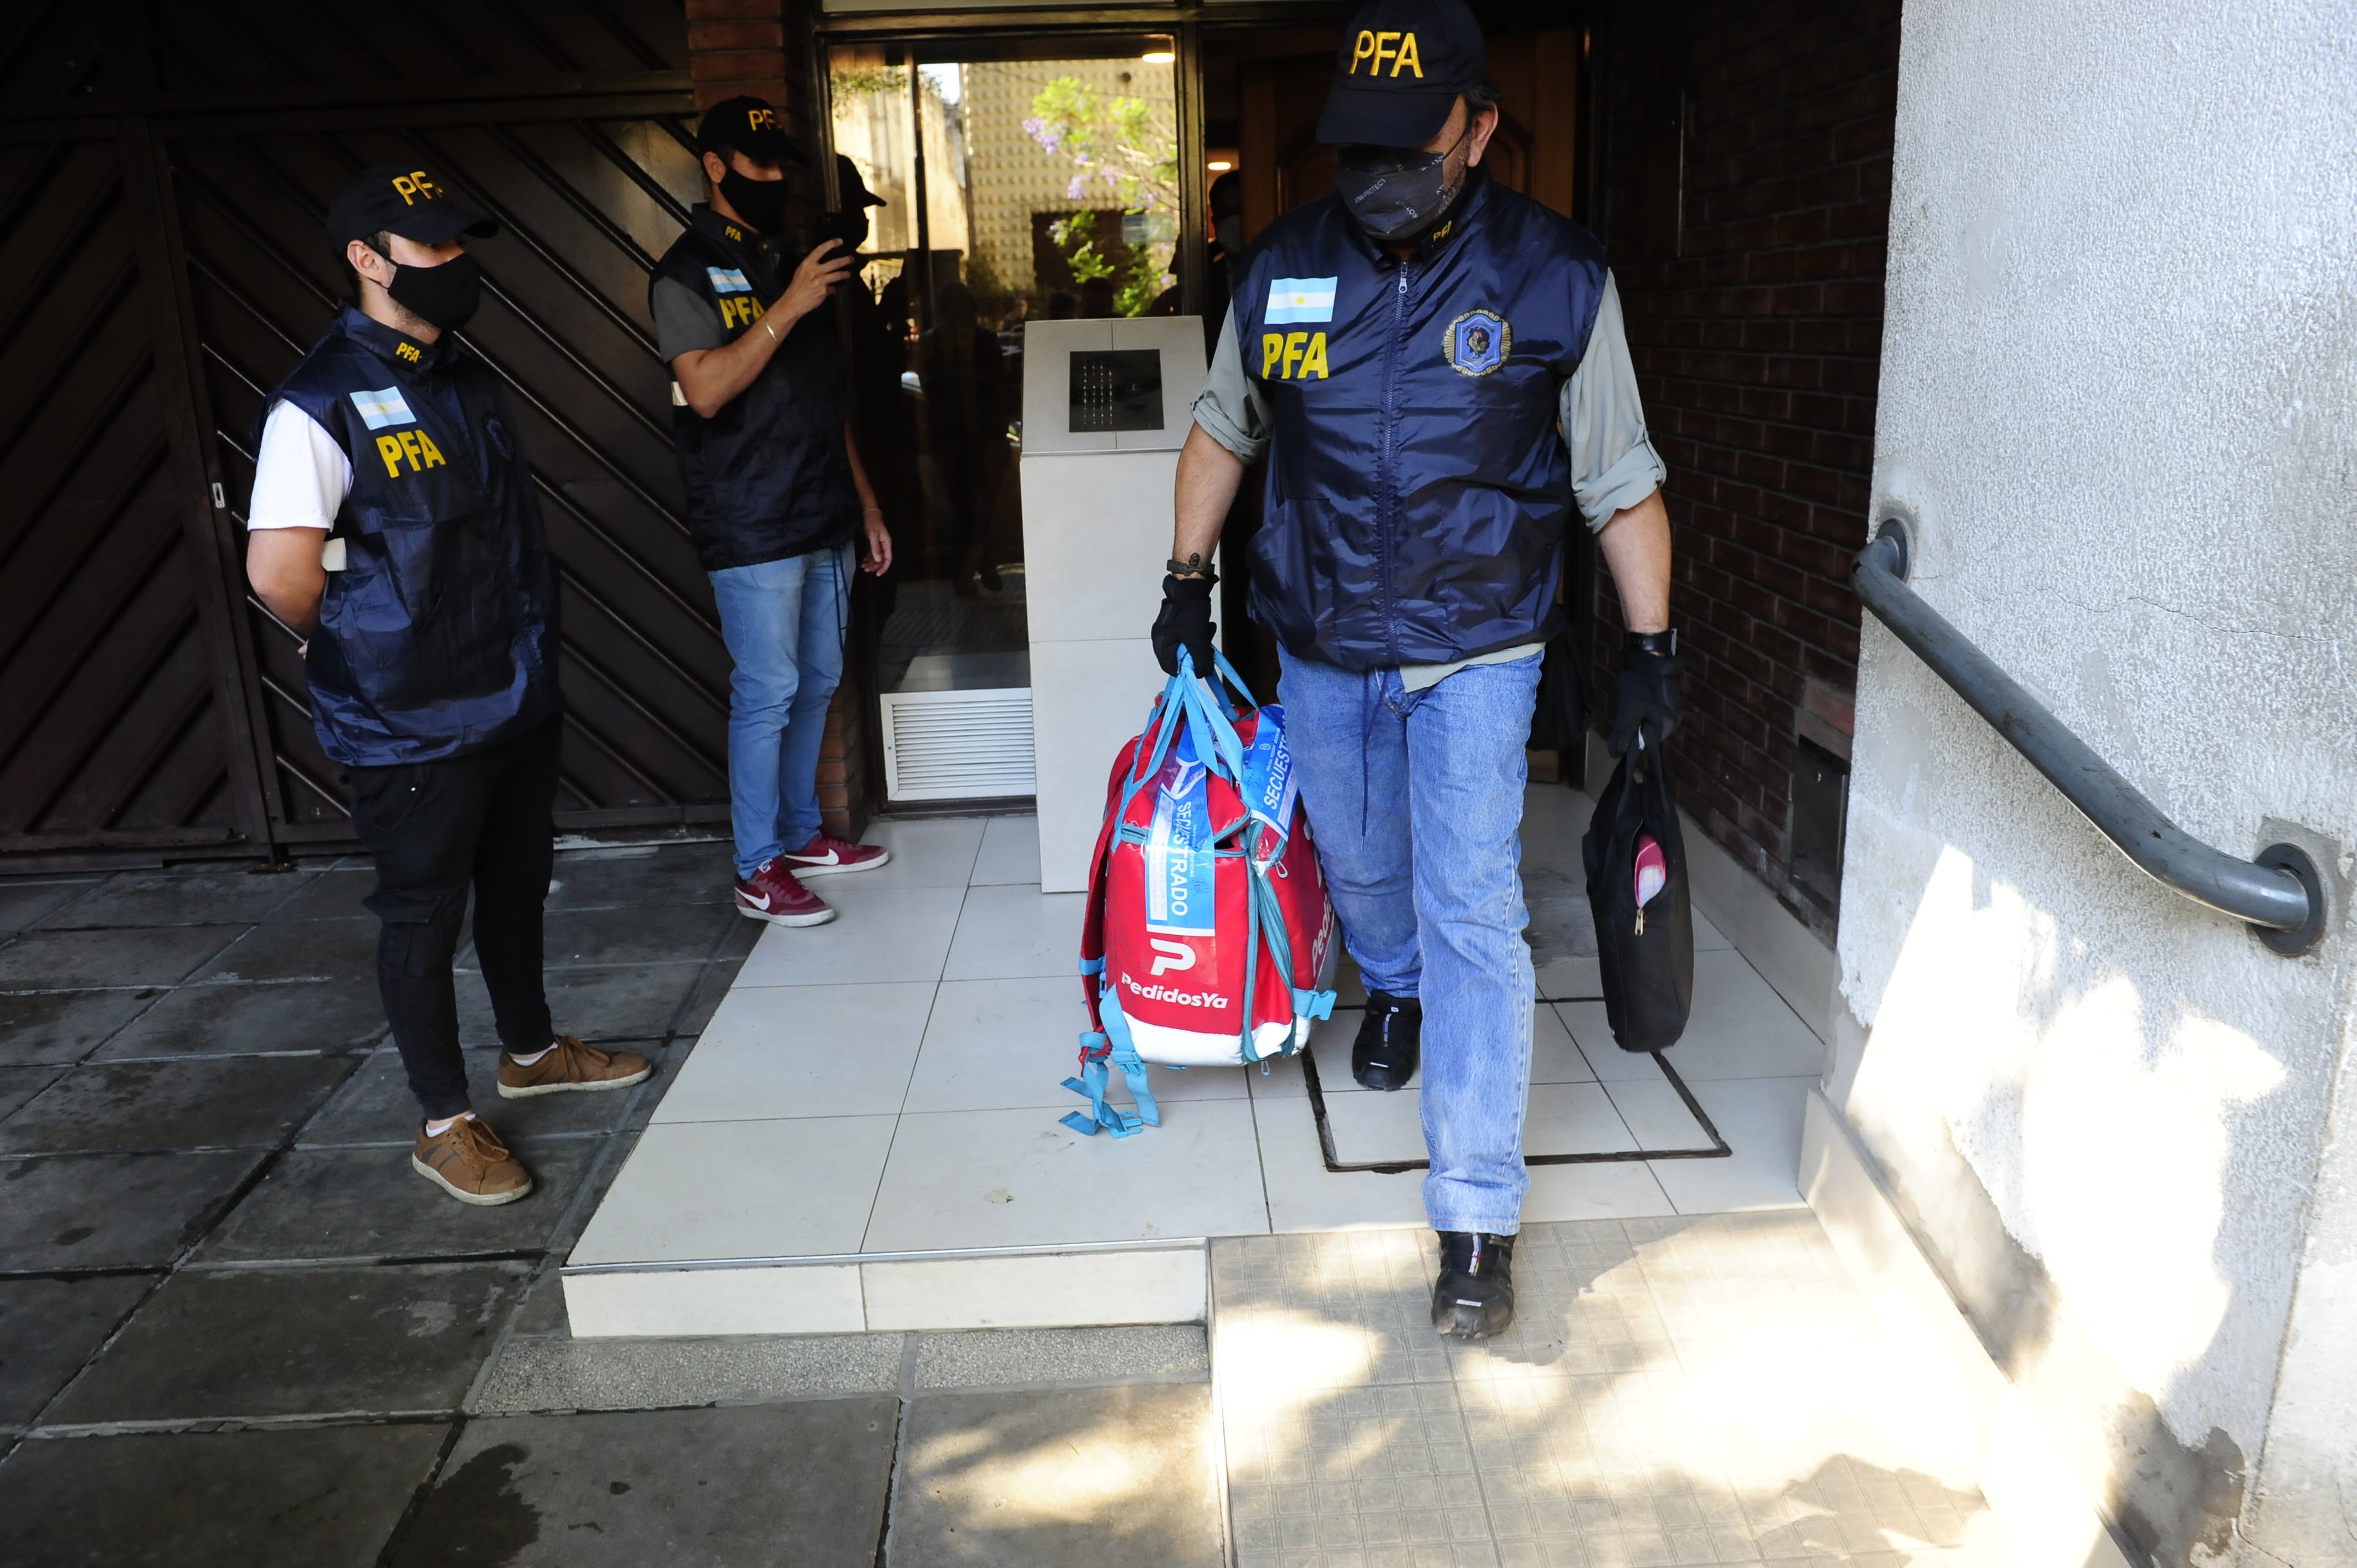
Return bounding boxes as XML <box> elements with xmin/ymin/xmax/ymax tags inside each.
<box><xmin>1852</xmin><ymin>522</ymin><xmax>2325</xmax><ymax>956</ymax></box>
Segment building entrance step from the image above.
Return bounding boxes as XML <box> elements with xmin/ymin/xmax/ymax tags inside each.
<box><xmin>561</xmin><ymin>804</ymin><xmax>1826</xmax><ymax>1337</ymax></box>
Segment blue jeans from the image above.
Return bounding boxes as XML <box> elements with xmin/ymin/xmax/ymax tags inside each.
<box><xmin>709</xmin><ymin>543</ymin><xmax>853</xmax><ymax>881</ymax></box>
<box><xmin>1278</xmin><ymin>648</ymin><xmax>1541</xmax><ymax>1234</ymax></box>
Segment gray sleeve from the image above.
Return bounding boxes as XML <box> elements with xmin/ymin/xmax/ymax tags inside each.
<box><xmin>1561</xmin><ymin>274</ymin><xmax>1668</xmax><ymax>533</ymax></box>
<box><xmin>652</xmin><ymin>276</ymin><xmax>728</xmax><ymax>364</ymax></box>
<box><xmin>1188</xmin><ymin>303</ymin><xmax>1273</xmax><ymax>463</ymax></box>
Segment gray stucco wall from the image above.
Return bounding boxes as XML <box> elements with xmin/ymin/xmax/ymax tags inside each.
<box><xmin>1831</xmin><ymin>3</ymin><xmax>2357</xmax><ymax>1565</ymax></box>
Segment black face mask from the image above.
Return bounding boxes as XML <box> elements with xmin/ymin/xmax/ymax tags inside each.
<box><xmin>720</xmin><ymin>168</ymin><xmax>790</xmax><ymax>234</ymax></box>
<box><xmin>387</xmin><ymin>251</ymin><xmax>483</xmax><ymax>332</ymax></box>
<box><xmin>1335</xmin><ymin>128</ymin><xmax>1470</xmax><ymax>245</ymax></box>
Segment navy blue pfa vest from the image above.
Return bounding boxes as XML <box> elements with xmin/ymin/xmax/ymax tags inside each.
<box><xmin>1234</xmin><ymin>172</ymin><xmax>1610</xmax><ymax>669</ymax></box>
<box><xmin>265</xmin><ymin>305</ymin><xmax>563</xmax><ymax>767</ymax></box>
<box><xmin>652</xmin><ymin>207</ymin><xmax>860</xmax><ymax>572</ymax></box>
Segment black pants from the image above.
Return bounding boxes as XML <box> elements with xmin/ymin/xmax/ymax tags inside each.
<box><xmin>348</xmin><ymin>716</ymin><xmax>562</xmax><ymax>1121</ymax></box>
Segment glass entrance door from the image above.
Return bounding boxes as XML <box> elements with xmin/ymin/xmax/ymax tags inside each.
<box><xmin>829</xmin><ymin>37</ymin><xmax>1182</xmax><ymax>806</ymax></box>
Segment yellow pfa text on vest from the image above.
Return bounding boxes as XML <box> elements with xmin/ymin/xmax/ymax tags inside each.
<box><xmin>373</xmin><ymin>427</ymin><xmax>447</xmax><ymax>478</ymax></box>
<box><xmin>1349</xmin><ymin>30</ymin><xmax>1423</xmax><ymax>78</ymax></box>
<box><xmin>707</xmin><ymin>266</ymin><xmax>766</xmax><ymax>331</ymax></box>
<box><xmin>1262</xmin><ymin>331</ymin><xmax>1330</xmax><ymax>381</ymax></box>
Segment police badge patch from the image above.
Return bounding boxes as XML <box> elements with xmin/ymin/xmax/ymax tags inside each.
<box><xmin>1443</xmin><ymin>308</ymin><xmax>1511</xmax><ymax>376</ymax></box>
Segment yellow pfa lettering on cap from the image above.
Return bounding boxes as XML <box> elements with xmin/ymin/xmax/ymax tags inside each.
<box><xmin>390</xmin><ymin>171</ymin><xmax>444</xmax><ymax>205</ymax></box>
<box><xmin>747</xmin><ymin>107</ymin><xmax>777</xmax><ymax>132</ymax></box>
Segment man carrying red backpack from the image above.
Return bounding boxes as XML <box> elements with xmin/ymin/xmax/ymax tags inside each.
<box><xmin>1156</xmin><ymin>0</ymin><xmax>1680</xmax><ymax>1339</ymax></box>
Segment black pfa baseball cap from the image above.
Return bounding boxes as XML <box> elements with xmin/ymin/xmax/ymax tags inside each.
<box><xmin>1317</xmin><ymin>0</ymin><xmax>1488</xmax><ymax>148</ymax></box>
<box><xmin>698</xmin><ymin>96</ymin><xmax>792</xmax><ymax>164</ymax></box>
<box><xmin>328</xmin><ymin>162</ymin><xmax>498</xmax><ymax>247</ymax></box>
<box><xmin>836</xmin><ymin>153</ymin><xmax>887</xmax><ymax>208</ymax></box>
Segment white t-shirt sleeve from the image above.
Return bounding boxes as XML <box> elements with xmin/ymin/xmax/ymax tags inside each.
<box><xmin>246</xmin><ymin>401</ymin><xmax>353</xmax><ymax>531</ymax></box>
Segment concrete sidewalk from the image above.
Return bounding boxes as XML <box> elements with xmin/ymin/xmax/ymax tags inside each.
<box><xmin>2</xmin><ymin>838</ymin><xmax>2022</xmax><ymax>1567</ymax></box>
<box><xmin>0</xmin><ymin>843</ymin><xmax>1224</xmax><ymax>1566</ymax></box>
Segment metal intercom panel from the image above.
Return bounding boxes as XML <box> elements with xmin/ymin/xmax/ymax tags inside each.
<box><xmin>1068</xmin><ymin>349</ymin><xmax>1165</xmax><ymax>434</ymax></box>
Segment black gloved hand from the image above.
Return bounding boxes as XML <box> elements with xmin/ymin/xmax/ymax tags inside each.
<box><xmin>1606</xmin><ymin>632</ymin><xmax>1684</xmax><ymax>757</ymax></box>
<box><xmin>1152</xmin><ymin>572</ymin><xmax>1217</xmax><ymax>678</ymax></box>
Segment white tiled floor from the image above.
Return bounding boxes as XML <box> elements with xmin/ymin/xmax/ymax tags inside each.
<box><xmin>566</xmin><ymin>792</ymin><xmax>1829</xmax><ymax>1333</ymax></box>
<box><xmin>862</xmin><ymin>1099</ymin><xmax>1270</xmax><ymax>1253</ymax></box>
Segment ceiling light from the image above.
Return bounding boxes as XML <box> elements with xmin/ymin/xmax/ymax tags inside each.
<box><xmin>1208</xmin><ymin>160</ymin><xmax>1233</xmax><ymax>171</ymax></box>
<box><xmin>1141</xmin><ymin>49</ymin><xmax>1175</xmax><ymax>64</ymax></box>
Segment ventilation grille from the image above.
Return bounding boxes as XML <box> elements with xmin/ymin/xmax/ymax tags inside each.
<box><xmin>879</xmin><ymin>688</ymin><xmax>1036</xmax><ymax>802</ymax></box>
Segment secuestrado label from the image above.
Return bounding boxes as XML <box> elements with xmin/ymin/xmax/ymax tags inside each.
<box><xmin>1241</xmin><ymin>706</ymin><xmax>1299</xmax><ymax>863</ymax></box>
<box><xmin>1145</xmin><ymin>737</ymin><xmax>1217</xmax><ymax>941</ymax></box>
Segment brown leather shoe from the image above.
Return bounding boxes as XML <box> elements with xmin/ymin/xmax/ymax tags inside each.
<box><xmin>411</xmin><ymin>1115</ymin><xmax>533</xmax><ymax>1206</ymax></box>
<box><xmin>497</xmin><ymin>1035</ymin><xmax>653</xmax><ymax>1100</ymax></box>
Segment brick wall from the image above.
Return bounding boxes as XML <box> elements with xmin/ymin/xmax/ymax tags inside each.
<box><xmin>685</xmin><ymin>0</ymin><xmax>869</xmax><ymax>838</ymax></box>
<box><xmin>1592</xmin><ymin>0</ymin><xmax>1898</xmax><ymax>941</ymax></box>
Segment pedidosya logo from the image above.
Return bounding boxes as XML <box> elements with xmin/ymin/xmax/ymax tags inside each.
<box><xmin>1120</xmin><ymin>971</ymin><xmax>1221</xmax><ymax>1007</ymax></box>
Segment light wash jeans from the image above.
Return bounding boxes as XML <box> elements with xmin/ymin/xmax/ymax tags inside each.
<box><xmin>1278</xmin><ymin>648</ymin><xmax>1542</xmax><ymax>1234</ymax></box>
<box><xmin>709</xmin><ymin>541</ymin><xmax>853</xmax><ymax>881</ymax></box>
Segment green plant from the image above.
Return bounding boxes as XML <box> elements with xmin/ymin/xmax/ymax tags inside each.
<box><xmin>832</xmin><ymin>65</ymin><xmax>905</xmax><ymax>100</ymax></box>
<box><xmin>1048</xmin><ymin>209</ymin><xmax>1116</xmax><ymax>287</ymax></box>
<box><xmin>1022</xmin><ymin>78</ymin><xmax>1178</xmax><ymax>215</ymax></box>
<box><xmin>1115</xmin><ymin>246</ymin><xmax>1167</xmax><ymax>317</ymax></box>
<box><xmin>1025</xmin><ymin>74</ymin><xmax>1177</xmax><ymax>314</ymax></box>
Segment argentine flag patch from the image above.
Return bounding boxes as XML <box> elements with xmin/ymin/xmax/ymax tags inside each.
<box><xmin>1265</xmin><ymin>277</ymin><xmax>1337</xmax><ymax>324</ymax></box>
<box><xmin>348</xmin><ymin>386</ymin><xmax>415</xmax><ymax>430</ymax></box>
<box><xmin>707</xmin><ymin>266</ymin><xmax>753</xmax><ymax>294</ymax></box>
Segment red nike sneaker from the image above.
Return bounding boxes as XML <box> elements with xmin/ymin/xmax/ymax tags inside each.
<box><xmin>734</xmin><ymin>858</ymin><xmax>836</xmax><ymax>927</ymax></box>
<box><xmin>778</xmin><ymin>831</ymin><xmax>892</xmax><ymax>878</ymax></box>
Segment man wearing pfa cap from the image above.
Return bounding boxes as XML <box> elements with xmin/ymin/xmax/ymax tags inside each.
<box><xmin>651</xmin><ymin>99</ymin><xmax>897</xmax><ymax>930</ymax></box>
<box><xmin>1157</xmin><ymin>0</ymin><xmax>1682</xmax><ymax>1339</ymax></box>
<box><xmin>245</xmin><ymin>165</ymin><xmax>652</xmax><ymax>1208</ymax></box>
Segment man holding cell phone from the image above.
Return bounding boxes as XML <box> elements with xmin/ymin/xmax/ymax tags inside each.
<box><xmin>651</xmin><ymin>97</ymin><xmax>896</xmax><ymax>930</ymax></box>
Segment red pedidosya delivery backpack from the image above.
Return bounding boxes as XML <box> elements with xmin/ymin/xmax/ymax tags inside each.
<box><xmin>1066</xmin><ymin>649</ymin><xmax>1337</xmax><ymax>1137</ymax></box>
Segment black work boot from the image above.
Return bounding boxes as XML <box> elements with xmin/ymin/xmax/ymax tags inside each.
<box><xmin>1430</xmin><ymin>1231</ymin><xmax>1517</xmax><ymax>1340</ymax></box>
<box><xmin>1352</xmin><ymin>992</ymin><xmax>1422</xmax><ymax>1090</ymax></box>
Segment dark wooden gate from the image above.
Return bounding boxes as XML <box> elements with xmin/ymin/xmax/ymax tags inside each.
<box><xmin>0</xmin><ymin>0</ymin><xmax>735</xmax><ymax>865</ymax></box>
